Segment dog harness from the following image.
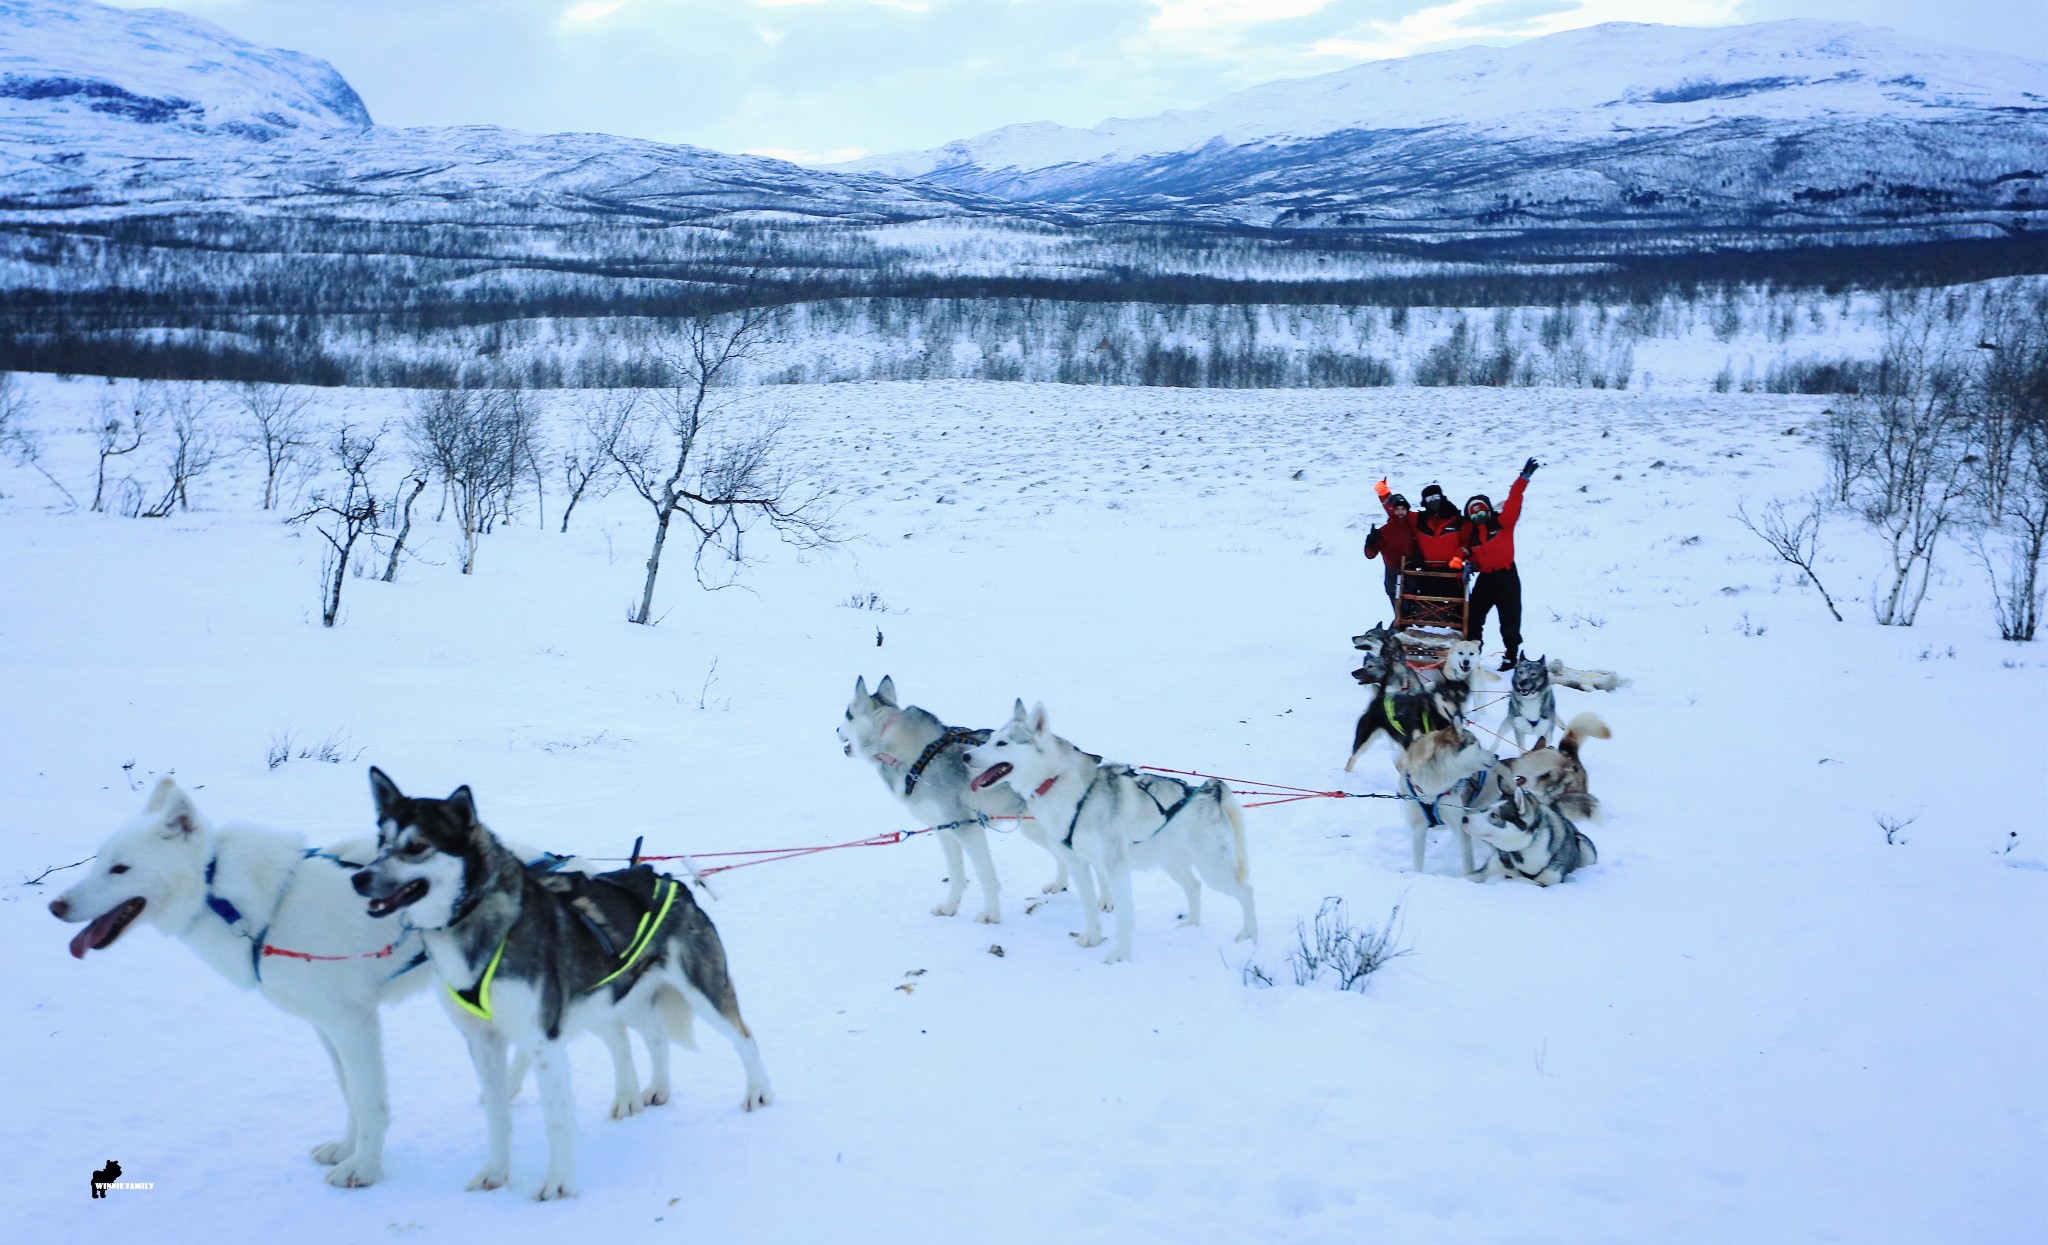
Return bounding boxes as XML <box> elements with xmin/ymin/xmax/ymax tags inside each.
<box><xmin>1059</xmin><ymin>766</ymin><xmax>1206</xmax><ymax>849</ymax></box>
<box><xmin>903</xmin><ymin>727</ymin><xmax>990</xmax><ymax>798</ymax></box>
<box><xmin>203</xmin><ymin>851</ymin><xmax>427</xmax><ymax>983</ymax></box>
<box><xmin>447</xmin><ymin>873</ymin><xmax>683</xmax><ymax>1023</ymax></box>
<box><xmin>1403</xmin><ymin>768</ymin><xmax>1487</xmax><ymax>830</ymax></box>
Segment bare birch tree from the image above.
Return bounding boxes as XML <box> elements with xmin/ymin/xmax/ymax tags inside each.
<box><xmin>90</xmin><ymin>386</ymin><xmax>150</xmax><ymax>513</ymax></box>
<box><xmin>139</xmin><ymin>387</ymin><xmax>222</xmax><ymax>518</ymax></box>
<box><xmin>291</xmin><ymin>425</ymin><xmax>382</xmax><ymax>628</ymax></box>
<box><xmin>558</xmin><ymin>390</ymin><xmax>635</xmax><ymax>533</ymax></box>
<box><xmin>610</xmin><ymin>306</ymin><xmax>835</xmax><ymax>625</ymax></box>
<box><xmin>403</xmin><ymin>388</ymin><xmax>536</xmax><ymax>575</ymax></box>
<box><xmin>0</xmin><ymin>372</ymin><xmax>76</xmax><ymax>507</ymax></box>
<box><xmin>236</xmin><ymin>381</ymin><xmax>317</xmax><ymax>510</ymax></box>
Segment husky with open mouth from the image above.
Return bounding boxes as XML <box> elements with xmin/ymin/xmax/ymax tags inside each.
<box><xmin>1472</xmin><ymin>753</ymin><xmax>1600</xmax><ymax>886</ymax></box>
<box><xmin>49</xmin><ymin>778</ymin><xmax>671</xmax><ymax>1188</ymax></box>
<box><xmin>838</xmin><ymin>674</ymin><xmax>1082</xmax><ymax>923</ymax></box>
<box><xmin>961</xmin><ymin>700</ymin><xmax>1256</xmax><ymax>964</ymax></box>
<box><xmin>49</xmin><ymin>778</ymin><xmax>434</xmax><ymax>1188</ymax></box>
<box><xmin>352</xmin><ymin>768</ymin><xmax>771</xmax><ymax>1200</ymax></box>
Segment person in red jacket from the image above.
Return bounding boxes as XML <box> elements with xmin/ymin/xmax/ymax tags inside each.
<box><xmin>1463</xmin><ymin>457</ymin><xmax>1539</xmax><ymax>670</ymax></box>
<box><xmin>1411</xmin><ymin>482</ymin><xmax>1468</xmax><ymax>566</ymax></box>
<box><xmin>1367</xmin><ymin>479</ymin><xmax>1418</xmax><ymax>610</ymax></box>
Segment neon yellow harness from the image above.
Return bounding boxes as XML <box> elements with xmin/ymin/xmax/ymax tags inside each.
<box><xmin>447</xmin><ymin>877</ymin><xmax>681</xmax><ymax>1022</ymax></box>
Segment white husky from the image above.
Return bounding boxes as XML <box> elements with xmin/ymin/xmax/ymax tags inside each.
<box><xmin>49</xmin><ymin>779</ymin><xmax>660</xmax><ymax>1188</ymax></box>
<box><xmin>961</xmin><ymin>700</ymin><xmax>1257</xmax><ymax>964</ymax></box>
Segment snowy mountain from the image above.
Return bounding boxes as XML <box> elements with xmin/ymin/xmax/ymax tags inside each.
<box><xmin>0</xmin><ymin>0</ymin><xmax>994</xmax><ymax>224</ymax></box>
<box><xmin>846</xmin><ymin>21</ymin><xmax>2048</xmax><ymax>232</ymax></box>
<box><xmin>0</xmin><ymin>0</ymin><xmax>368</xmax><ymax>141</ymax></box>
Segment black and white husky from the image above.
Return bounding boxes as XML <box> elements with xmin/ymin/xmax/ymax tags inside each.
<box><xmin>1471</xmin><ymin>753</ymin><xmax>1600</xmax><ymax>886</ymax></box>
<box><xmin>1346</xmin><ymin>639</ymin><xmax>1484</xmax><ymax>772</ymax></box>
<box><xmin>352</xmin><ymin>769</ymin><xmax>772</xmax><ymax>1200</ymax></box>
<box><xmin>961</xmin><ymin>700</ymin><xmax>1257</xmax><ymax>964</ymax></box>
<box><xmin>838</xmin><ymin>675</ymin><xmax>1076</xmax><ymax>922</ymax></box>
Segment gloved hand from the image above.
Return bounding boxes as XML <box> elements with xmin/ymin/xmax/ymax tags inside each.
<box><xmin>1521</xmin><ymin>457</ymin><xmax>1540</xmax><ymax>479</ymax></box>
<box><xmin>1374</xmin><ymin>477</ymin><xmax>1391</xmax><ymax>499</ymax></box>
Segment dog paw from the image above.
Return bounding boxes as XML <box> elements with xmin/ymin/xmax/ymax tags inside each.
<box><xmin>466</xmin><ymin>1166</ymin><xmax>510</xmax><ymax>1192</ymax></box>
<box><xmin>1101</xmin><ymin>949</ymin><xmax>1130</xmax><ymax>965</ymax></box>
<box><xmin>1040</xmin><ymin>880</ymin><xmax>1067</xmax><ymax>895</ymax></box>
<box><xmin>742</xmin><ymin>1087</ymin><xmax>774</xmax><ymax>1112</ymax></box>
<box><xmin>1074</xmin><ymin>931</ymin><xmax>1104</xmax><ymax>948</ymax></box>
<box><xmin>975</xmin><ymin>910</ymin><xmax>1001</xmax><ymax>925</ymax></box>
<box><xmin>310</xmin><ymin>1139</ymin><xmax>353</xmax><ymax>1166</ymax></box>
<box><xmin>1235</xmin><ymin>928</ymin><xmax>1258</xmax><ymax>943</ymax></box>
<box><xmin>533</xmin><ymin>1177</ymin><xmax>579</xmax><ymax>1201</ymax></box>
<box><xmin>324</xmin><ymin>1158</ymin><xmax>380</xmax><ymax>1188</ymax></box>
<box><xmin>610</xmin><ymin>1093</ymin><xmax>643</xmax><ymax>1120</ymax></box>
<box><xmin>930</xmin><ymin>901</ymin><xmax>960</xmax><ymax>917</ymax></box>
<box><xmin>644</xmin><ymin>1088</ymin><xmax>670</xmax><ymax>1107</ymax></box>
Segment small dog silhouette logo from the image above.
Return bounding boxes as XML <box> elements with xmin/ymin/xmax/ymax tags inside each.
<box><xmin>92</xmin><ymin>1160</ymin><xmax>121</xmax><ymax>1199</ymax></box>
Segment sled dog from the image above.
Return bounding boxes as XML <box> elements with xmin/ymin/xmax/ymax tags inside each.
<box><xmin>838</xmin><ymin>675</ymin><xmax>1077</xmax><ymax>922</ymax></box>
<box><xmin>1546</xmin><ymin>657</ymin><xmax>1631</xmax><ymax>693</ymax></box>
<box><xmin>1350</xmin><ymin>622</ymin><xmax>1425</xmax><ymax>693</ymax></box>
<box><xmin>1472</xmin><ymin>760</ymin><xmax>1599</xmax><ymax>886</ymax></box>
<box><xmin>1395</xmin><ymin>723</ymin><xmax>1497</xmax><ymax>876</ymax></box>
<box><xmin>50</xmin><ymin>779</ymin><xmax>434</xmax><ymax>1188</ymax></box>
<box><xmin>962</xmin><ymin>701</ymin><xmax>1256</xmax><ymax>964</ymax></box>
<box><xmin>1346</xmin><ymin>640</ymin><xmax>1483</xmax><ymax>772</ymax></box>
<box><xmin>1502</xmin><ymin>653</ymin><xmax>1561</xmax><ymax>748</ymax></box>
<box><xmin>48</xmin><ymin>780</ymin><xmax>664</xmax><ymax>1189</ymax></box>
<box><xmin>353</xmin><ymin>769</ymin><xmax>772</xmax><ymax>1200</ymax></box>
<box><xmin>1511</xmin><ymin>711</ymin><xmax>1609</xmax><ymax>805</ymax></box>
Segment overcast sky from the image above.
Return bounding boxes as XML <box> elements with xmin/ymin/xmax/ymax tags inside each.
<box><xmin>104</xmin><ymin>0</ymin><xmax>2048</xmax><ymax>162</ymax></box>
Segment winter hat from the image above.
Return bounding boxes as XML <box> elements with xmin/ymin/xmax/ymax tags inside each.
<box><xmin>1387</xmin><ymin>493</ymin><xmax>1411</xmax><ymax>510</ymax></box>
<box><xmin>1464</xmin><ymin>494</ymin><xmax>1496</xmax><ymax>521</ymax></box>
<box><xmin>1419</xmin><ymin>483</ymin><xmax>1447</xmax><ymax>508</ymax></box>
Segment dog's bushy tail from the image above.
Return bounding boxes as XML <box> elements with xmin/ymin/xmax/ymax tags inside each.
<box><xmin>1560</xmin><ymin>712</ymin><xmax>1609</xmax><ymax>758</ymax></box>
<box><xmin>1217</xmin><ymin>783</ymin><xmax>1250</xmax><ymax>886</ymax></box>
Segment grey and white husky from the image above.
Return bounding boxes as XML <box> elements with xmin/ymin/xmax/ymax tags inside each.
<box><xmin>1502</xmin><ymin>653</ymin><xmax>1562</xmax><ymax>749</ymax></box>
<box><xmin>1471</xmin><ymin>753</ymin><xmax>1600</xmax><ymax>886</ymax></box>
<box><xmin>352</xmin><ymin>768</ymin><xmax>772</xmax><ymax>1200</ymax></box>
<box><xmin>961</xmin><ymin>700</ymin><xmax>1256</xmax><ymax>964</ymax></box>
<box><xmin>838</xmin><ymin>674</ymin><xmax>1076</xmax><ymax>923</ymax></box>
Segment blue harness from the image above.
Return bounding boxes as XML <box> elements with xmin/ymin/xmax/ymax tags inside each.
<box><xmin>203</xmin><ymin>850</ymin><xmax>428</xmax><ymax>984</ymax></box>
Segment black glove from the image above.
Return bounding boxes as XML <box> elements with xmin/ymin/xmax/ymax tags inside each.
<box><xmin>1521</xmin><ymin>457</ymin><xmax>1540</xmax><ymax>479</ymax></box>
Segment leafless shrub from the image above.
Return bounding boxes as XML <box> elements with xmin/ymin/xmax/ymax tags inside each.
<box><xmin>380</xmin><ymin>472</ymin><xmax>430</xmax><ymax>583</ymax></box>
<box><xmin>236</xmin><ymin>382</ymin><xmax>317</xmax><ymax>510</ymax></box>
<box><xmin>403</xmin><ymin>388</ymin><xmax>540</xmax><ymax>574</ymax></box>
<box><xmin>0</xmin><ymin>372</ymin><xmax>76</xmax><ymax>507</ymax></box>
<box><xmin>90</xmin><ymin>385</ymin><xmax>151</xmax><ymax>513</ymax></box>
<box><xmin>1736</xmin><ymin>496</ymin><xmax>1843</xmax><ymax>621</ymax></box>
<box><xmin>559</xmin><ymin>390</ymin><xmax>635</xmax><ymax>533</ymax></box>
<box><xmin>138</xmin><ymin>387</ymin><xmax>222</xmax><ymax>518</ymax></box>
<box><xmin>291</xmin><ymin>425</ymin><xmax>382</xmax><ymax>628</ymax></box>
<box><xmin>1243</xmin><ymin>897</ymin><xmax>1412</xmax><ymax>992</ymax></box>
<box><xmin>611</xmin><ymin>305</ymin><xmax>837</xmax><ymax>626</ymax></box>
<box><xmin>1831</xmin><ymin>293</ymin><xmax>1977</xmax><ymax>626</ymax></box>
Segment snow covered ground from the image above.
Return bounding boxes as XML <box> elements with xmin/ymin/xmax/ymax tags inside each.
<box><xmin>2</xmin><ymin>376</ymin><xmax>2042</xmax><ymax>1243</ymax></box>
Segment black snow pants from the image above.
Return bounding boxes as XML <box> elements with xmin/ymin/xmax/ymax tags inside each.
<box><xmin>1466</xmin><ymin>565</ymin><xmax>1523</xmax><ymax>660</ymax></box>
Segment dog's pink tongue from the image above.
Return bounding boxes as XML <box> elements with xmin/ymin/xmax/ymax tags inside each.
<box><xmin>69</xmin><ymin>911</ymin><xmax>120</xmax><ymax>959</ymax></box>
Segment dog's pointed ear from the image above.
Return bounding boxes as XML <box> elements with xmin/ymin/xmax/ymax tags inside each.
<box><xmin>144</xmin><ymin>775</ymin><xmax>179</xmax><ymax>813</ymax></box>
<box><xmin>369</xmin><ymin>767</ymin><xmax>405</xmax><ymax>821</ymax></box>
<box><xmin>1028</xmin><ymin>702</ymin><xmax>1049</xmax><ymax>735</ymax></box>
<box><xmin>853</xmin><ymin>674</ymin><xmax>869</xmax><ymax>701</ymax></box>
<box><xmin>1009</xmin><ymin>697</ymin><xmax>1028</xmax><ymax>723</ymax></box>
<box><xmin>446</xmin><ymin>785</ymin><xmax>479</xmax><ymax>832</ymax></box>
<box><xmin>875</xmin><ymin>675</ymin><xmax>897</xmax><ymax>707</ymax></box>
<box><xmin>154</xmin><ymin>782</ymin><xmax>200</xmax><ymax>838</ymax></box>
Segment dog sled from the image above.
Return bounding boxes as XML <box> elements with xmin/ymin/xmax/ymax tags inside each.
<box><xmin>1381</xmin><ymin>563</ymin><xmax>1470</xmax><ymax>672</ymax></box>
